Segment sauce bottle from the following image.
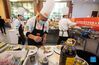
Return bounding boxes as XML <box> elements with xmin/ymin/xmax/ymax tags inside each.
<box><xmin>59</xmin><ymin>38</ymin><xmax>76</xmax><ymax>65</ymax></box>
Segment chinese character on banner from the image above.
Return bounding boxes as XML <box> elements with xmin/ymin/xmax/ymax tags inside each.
<box><xmin>72</xmin><ymin>17</ymin><xmax>99</xmax><ymax>31</ymax></box>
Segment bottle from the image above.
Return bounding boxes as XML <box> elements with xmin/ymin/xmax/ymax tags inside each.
<box><xmin>39</xmin><ymin>57</ymin><xmax>48</xmax><ymax>65</ymax></box>
<box><xmin>41</xmin><ymin>57</ymin><xmax>48</xmax><ymax>65</ymax></box>
<box><xmin>65</xmin><ymin>46</ymin><xmax>76</xmax><ymax>65</ymax></box>
<box><xmin>59</xmin><ymin>38</ymin><xmax>76</xmax><ymax>65</ymax></box>
<box><xmin>29</xmin><ymin>54</ymin><xmax>36</xmax><ymax>65</ymax></box>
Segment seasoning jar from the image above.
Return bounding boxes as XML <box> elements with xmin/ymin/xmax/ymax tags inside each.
<box><xmin>59</xmin><ymin>38</ymin><xmax>77</xmax><ymax>65</ymax></box>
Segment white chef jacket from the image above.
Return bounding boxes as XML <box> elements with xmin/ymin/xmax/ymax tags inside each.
<box><xmin>59</xmin><ymin>18</ymin><xmax>76</xmax><ymax>37</ymax></box>
<box><xmin>13</xmin><ymin>19</ymin><xmax>24</xmax><ymax>36</ymax></box>
<box><xmin>25</xmin><ymin>17</ymin><xmax>49</xmax><ymax>33</ymax></box>
<box><xmin>13</xmin><ymin>19</ymin><xmax>21</xmax><ymax>30</ymax></box>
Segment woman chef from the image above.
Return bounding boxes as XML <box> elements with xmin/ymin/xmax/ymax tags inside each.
<box><xmin>26</xmin><ymin>0</ymin><xmax>55</xmax><ymax>45</ymax></box>
<box><xmin>57</xmin><ymin>8</ymin><xmax>76</xmax><ymax>45</ymax></box>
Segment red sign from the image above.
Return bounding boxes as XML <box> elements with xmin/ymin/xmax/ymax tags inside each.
<box><xmin>71</xmin><ymin>17</ymin><xmax>99</xmax><ymax>31</ymax></box>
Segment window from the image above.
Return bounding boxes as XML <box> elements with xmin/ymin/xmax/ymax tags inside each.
<box><xmin>50</xmin><ymin>2</ymin><xmax>67</xmax><ymax>20</ymax></box>
<box><xmin>43</xmin><ymin>1</ymin><xmax>68</xmax><ymax>20</ymax></box>
<box><xmin>91</xmin><ymin>11</ymin><xmax>98</xmax><ymax>17</ymax></box>
<box><xmin>10</xmin><ymin>2</ymin><xmax>34</xmax><ymax>19</ymax></box>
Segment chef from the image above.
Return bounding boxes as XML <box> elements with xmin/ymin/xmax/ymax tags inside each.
<box><xmin>13</xmin><ymin>15</ymin><xmax>23</xmax><ymax>30</ymax></box>
<box><xmin>13</xmin><ymin>7</ymin><xmax>26</xmax><ymax>45</ymax></box>
<box><xmin>57</xmin><ymin>8</ymin><xmax>76</xmax><ymax>45</ymax></box>
<box><xmin>26</xmin><ymin>0</ymin><xmax>55</xmax><ymax>45</ymax></box>
<box><xmin>13</xmin><ymin>7</ymin><xmax>26</xmax><ymax>30</ymax></box>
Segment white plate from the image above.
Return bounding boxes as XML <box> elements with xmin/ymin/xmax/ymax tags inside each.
<box><xmin>23</xmin><ymin>46</ymin><xmax>38</xmax><ymax>65</ymax></box>
<box><xmin>13</xmin><ymin>45</ymin><xmax>23</xmax><ymax>50</ymax></box>
<box><xmin>75</xmin><ymin>56</ymin><xmax>89</xmax><ymax>65</ymax></box>
<box><xmin>25</xmin><ymin>45</ymin><xmax>37</xmax><ymax>50</ymax></box>
<box><xmin>8</xmin><ymin>44</ymin><xmax>23</xmax><ymax>50</ymax></box>
<box><xmin>5</xmin><ymin>44</ymin><xmax>23</xmax><ymax>51</ymax></box>
<box><xmin>38</xmin><ymin>46</ymin><xmax>54</xmax><ymax>56</ymax></box>
<box><xmin>54</xmin><ymin>45</ymin><xmax>62</xmax><ymax>55</ymax></box>
<box><xmin>27</xmin><ymin>46</ymin><xmax>38</xmax><ymax>56</ymax></box>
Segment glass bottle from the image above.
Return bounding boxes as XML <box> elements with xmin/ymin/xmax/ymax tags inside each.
<box><xmin>59</xmin><ymin>38</ymin><xmax>77</xmax><ymax>65</ymax></box>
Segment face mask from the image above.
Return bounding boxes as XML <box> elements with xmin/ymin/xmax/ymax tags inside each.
<box><xmin>39</xmin><ymin>20</ymin><xmax>45</xmax><ymax>25</ymax></box>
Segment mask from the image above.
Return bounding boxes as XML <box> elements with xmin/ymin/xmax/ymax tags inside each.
<box><xmin>39</xmin><ymin>20</ymin><xmax>45</xmax><ymax>25</ymax></box>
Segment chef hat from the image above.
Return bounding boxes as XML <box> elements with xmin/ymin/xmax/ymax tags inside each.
<box><xmin>62</xmin><ymin>7</ymin><xmax>69</xmax><ymax>15</ymax></box>
<box><xmin>40</xmin><ymin>0</ymin><xmax>55</xmax><ymax>18</ymax></box>
<box><xmin>17</xmin><ymin>7</ymin><xmax>26</xmax><ymax>16</ymax></box>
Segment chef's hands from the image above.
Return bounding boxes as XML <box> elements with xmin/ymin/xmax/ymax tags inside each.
<box><xmin>28</xmin><ymin>34</ymin><xmax>47</xmax><ymax>43</ymax></box>
<box><xmin>33</xmin><ymin>36</ymin><xmax>42</xmax><ymax>42</ymax></box>
<box><xmin>28</xmin><ymin>34</ymin><xmax>42</xmax><ymax>42</ymax></box>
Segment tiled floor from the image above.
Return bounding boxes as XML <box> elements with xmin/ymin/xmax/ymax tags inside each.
<box><xmin>0</xmin><ymin>31</ymin><xmax>8</xmax><ymax>43</ymax></box>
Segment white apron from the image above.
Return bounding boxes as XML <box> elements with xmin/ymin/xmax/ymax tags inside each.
<box><xmin>59</xmin><ymin>18</ymin><xmax>76</xmax><ymax>37</ymax></box>
<box><xmin>59</xmin><ymin>30</ymin><xmax>68</xmax><ymax>37</ymax></box>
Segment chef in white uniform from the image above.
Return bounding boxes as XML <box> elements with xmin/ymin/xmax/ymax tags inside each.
<box><xmin>57</xmin><ymin>9</ymin><xmax>76</xmax><ymax>45</ymax></box>
<box><xmin>13</xmin><ymin>15</ymin><xmax>23</xmax><ymax>30</ymax></box>
<box><xmin>26</xmin><ymin>0</ymin><xmax>55</xmax><ymax>45</ymax></box>
<box><xmin>13</xmin><ymin>7</ymin><xmax>27</xmax><ymax>45</ymax></box>
<box><xmin>13</xmin><ymin>7</ymin><xmax>26</xmax><ymax>30</ymax></box>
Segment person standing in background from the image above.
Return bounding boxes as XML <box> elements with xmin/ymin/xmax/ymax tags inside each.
<box><xmin>13</xmin><ymin>15</ymin><xmax>22</xmax><ymax>30</ymax></box>
<box><xmin>57</xmin><ymin>14</ymin><xmax>76</xmax><ymax>45</ymax></box>
<box><xmin>13</xmin><ymin>15</ymin><xmax>26</xmax><ymax>45</ymax></box>
<box><xmin>0</xmin><ymin>16</ymin><xmax>6</xmax><ymax>34</ymax></box>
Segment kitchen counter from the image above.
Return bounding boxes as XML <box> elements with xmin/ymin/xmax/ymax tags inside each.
<box><xmin>0</xmin><ymin>44</ymin><xmax>99</xmax><ymax>65</ymax></box>
<box><xmin>23</xmin><ymin>45</ymin><xmax>91</xmax><ymax>65</ymax></box>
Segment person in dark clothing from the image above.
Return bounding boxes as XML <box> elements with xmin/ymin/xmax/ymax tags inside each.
<box><xmin>13</xmin><ymin>15</ymin><xmax>26</xmax><ymax>45</ymax></box>
<box><xmin>18</xmin><ymin>24</ymin><xmax>26</xmax><ymax>45</ymax></box>
<box><xmin>0</xmin><ymin>16</ymin><xmax>6</xmax><ymax>34</ymax></box>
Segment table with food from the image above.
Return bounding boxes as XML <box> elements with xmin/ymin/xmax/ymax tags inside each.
<box><xmin>0</xmin><ymin>42</ymin><xmax>89</xmax><ymax>65</ymax></box>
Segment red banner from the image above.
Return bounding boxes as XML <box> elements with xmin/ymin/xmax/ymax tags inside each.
<box><xmin>71</xmin><ymin>17</ymin><xmax>99</xmax><ymax>31</ymax></box>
